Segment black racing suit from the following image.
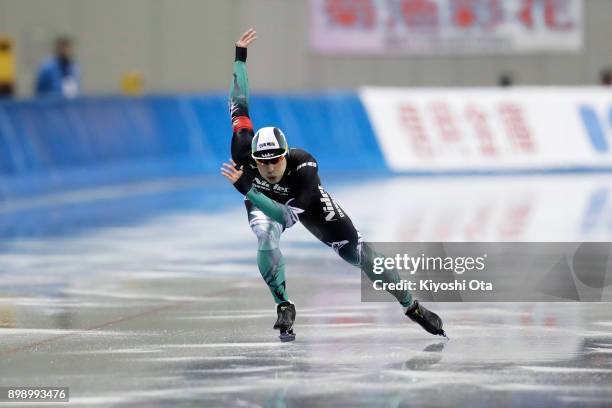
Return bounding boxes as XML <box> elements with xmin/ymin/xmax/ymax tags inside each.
<box><xmin>228</xmin><ymin>45</ymin><xmax>412</xmax><ymax>308</ymax></box>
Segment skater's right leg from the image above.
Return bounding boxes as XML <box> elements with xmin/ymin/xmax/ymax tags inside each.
<box><xmin>246</xmin><ymin>200</ymin><xmax>289</xmax><ymax>304</ymax></box>
<box><xmin>246</xmin><ymin>200</ymin><xmax>296</xmax><ymax>341</ymax></box>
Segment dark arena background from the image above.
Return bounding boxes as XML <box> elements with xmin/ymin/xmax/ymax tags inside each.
<box><xmin>1</xmin><ymin>1</ymin><xmax>612</xmax><ymax>407</ymax></box>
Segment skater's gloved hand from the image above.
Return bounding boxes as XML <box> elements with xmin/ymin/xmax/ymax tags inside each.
<box><xmin>235</xmin><ymin>28</ymin><xmax>256</xmax><ymax>62</ymax></box>
<box><xmin>221</xmin><ymin>159</ymin><xmax>250</xmax><ymax>195</ymax></box>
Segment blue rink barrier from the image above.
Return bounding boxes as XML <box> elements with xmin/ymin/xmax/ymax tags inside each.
<box><xmin>0</xmin><ymin>93</ymin><xmax>386</xmax><ymax>199</ymax></box>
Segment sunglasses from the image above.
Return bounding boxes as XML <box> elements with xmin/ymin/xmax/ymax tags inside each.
<box><xmin>255</xmin><ymin>156</ymin><xmax>284</xmax><ymax>165</ymax></box>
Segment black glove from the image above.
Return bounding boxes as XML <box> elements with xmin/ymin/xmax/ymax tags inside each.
<box><xmin>235</xmin><ymin>46</ymin><xmax>247</xmax><ymax>62</ymax></box>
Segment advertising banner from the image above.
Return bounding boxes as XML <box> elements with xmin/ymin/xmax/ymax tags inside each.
<box><xmin>311</xmin><ymin>0</ymin><xmax>582</xmax><ymax>55</ymax></box>
<box><xmin>360</xmin><ymin>87</ymin><xmax>612</xmax><ymax>172</ymax></box>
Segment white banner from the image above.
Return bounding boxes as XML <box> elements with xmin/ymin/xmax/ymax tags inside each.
<box><xmin>310</xmin><ymin>0</ymin><xmax>582</xmax><ymax>55</ymax></box>
<box><xmin>360</xmin><ymin>87</ymin><xmax>612</xmax><ymax>171</ymax></box>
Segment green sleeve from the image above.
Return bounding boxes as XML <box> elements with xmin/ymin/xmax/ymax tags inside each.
<box><xmin>229</xmin><ymin>61</ymin><xmax>249</xmax><ymax>114</ymax></box>
<box><xmin>245</xmin><ymin>187</ymin><xmax>303</xmax><ymax>228</ymax></box>
<box><xmin>246</xmin><ymin>188</ymin><xmax>286</xmax><ymax>225</ymax></box>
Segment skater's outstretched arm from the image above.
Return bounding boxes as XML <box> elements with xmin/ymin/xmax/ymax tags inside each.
<box><xmin>230</xmin><ymin>28</ymin><xmax>257</xmax><ymax>167</ymax></box>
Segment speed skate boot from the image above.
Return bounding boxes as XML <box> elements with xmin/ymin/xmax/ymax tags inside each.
<box><xmin>273</xmin><ymin>301</ymin><xmax>296</xmax><ymax>342</ymax></box>
<box><xmin>405</xmin><ymin>301</ymin><xmax>447</xmax><ymax>338</ymax></box>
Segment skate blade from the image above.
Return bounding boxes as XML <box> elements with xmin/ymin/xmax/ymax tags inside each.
<box><xmin>279</xmin><ymin>332</ymin><xmax>296</xmax><ymax>342</ymax></box>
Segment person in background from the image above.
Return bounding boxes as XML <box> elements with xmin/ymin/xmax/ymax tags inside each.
<box><xmin>34</xmin><ymin>36</ymin><xmax>81</xmax><ymax>98</ymax></box>
<box><xmin>0</xmin><ymin>37</ymin><xmax>16</xmax><ymax>99</ymax></box>
<box><xmin>600</xmin><ymin>68</ymin><xmax>612</xmax><ymax>86</ymax></box>
<box><xmin>498</xmin><ymin>73</ymin><xmax>514</xmax><ymax>87</ymax></box>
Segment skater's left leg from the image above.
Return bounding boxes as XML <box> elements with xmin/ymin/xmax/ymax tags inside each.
<box><xmin>337</xmin><ymin>232</ymin><xmax>414</xmax><ymax>308</ymax></box>
<box><xmin>301</xmin><ymin>196</ymin><xmax>446</xmax><ymax>337</ymax></box>
<box><xmin>301</xmin><ymin>212</ymin><xmax>413</xmax><ymax>308</ymax></box>
<box><xmin>331</xmin><ymin>227</ymin><xmax>445</xmax><ymax>336</ymax></box>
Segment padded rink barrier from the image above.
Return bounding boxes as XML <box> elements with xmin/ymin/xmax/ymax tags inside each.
<box><xmin>0</xmin><ymin>93</ymin><xmax>386</xmax><ymax>199</ymax></box>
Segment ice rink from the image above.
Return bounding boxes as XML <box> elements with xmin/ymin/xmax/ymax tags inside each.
<box><xmin>1</xmin><ymin>174</ymin><xmax>612</xmax><ymax>407</ymax></box>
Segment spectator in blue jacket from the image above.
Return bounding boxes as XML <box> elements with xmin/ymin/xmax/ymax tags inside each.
<box><xmin>34</xmin><ymin>36</ymin><xmax>81</xmax><ymax>98</ymax></box>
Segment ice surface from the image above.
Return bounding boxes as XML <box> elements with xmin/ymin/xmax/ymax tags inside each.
<box><xmin>0</xmin><ymin>175</ymin><xmax>611</xmax><ymax>407</ymax></box>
